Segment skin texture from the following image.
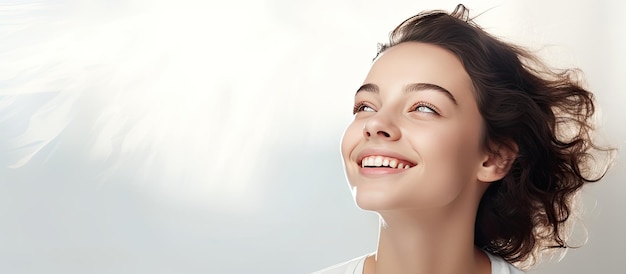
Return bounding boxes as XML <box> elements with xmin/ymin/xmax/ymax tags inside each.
<box><xmin>340</xmin><ymin>42</ymin><xmax>514</xmax><ymax>274</ymax></box>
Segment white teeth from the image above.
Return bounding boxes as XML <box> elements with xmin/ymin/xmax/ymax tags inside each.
<box><xmin>374</xmin><ymin>156</ymin><xmax>383</xmax><ymax>166</ymax></box>
<box><xmin>389</xmin><ymin>159</ymin><xmax>397</xmax><ymax>168</ymax></box>
<box><xmin>361</xmin><ymin>156</ymin><xmax>413</xmax><ymax>169</ymax></box>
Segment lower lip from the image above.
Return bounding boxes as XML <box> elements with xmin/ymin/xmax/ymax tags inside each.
<box><xmin>359</xmin><ymin>167</ymin><xmax>411</xmax><ymax>176</ymax></box>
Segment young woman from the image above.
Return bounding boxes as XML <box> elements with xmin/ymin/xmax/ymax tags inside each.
<box><xmin>314</xmin><ymin>4</ymin><xmax>612</xmax><ymax>274</ymax></box>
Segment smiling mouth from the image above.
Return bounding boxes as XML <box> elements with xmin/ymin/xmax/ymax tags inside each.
<box><xmin>360</xmin><ymin>155</ymin><xmax>415</xmax><ymax>169</ymax></box>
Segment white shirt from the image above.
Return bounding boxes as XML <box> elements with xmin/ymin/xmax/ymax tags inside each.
<box><xmin>312</xmin><ymin>252</ymin><xmax>524</xmax><ymax>274</ymax></box>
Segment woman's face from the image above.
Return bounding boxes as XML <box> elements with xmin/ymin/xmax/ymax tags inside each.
<box><xmin>340</xmin><ymin>42</ymin><xmax>487</xmax><ymax>212</ymax></box>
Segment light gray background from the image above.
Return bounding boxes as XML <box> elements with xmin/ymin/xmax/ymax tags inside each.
<box><xmin>0</xmin><ymin>0</ymin><xmax>624</xmax><ymax>273</ymax></box>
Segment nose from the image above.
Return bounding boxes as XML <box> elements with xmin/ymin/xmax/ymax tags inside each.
<box><xmin>363</xmin><ymin>113</ymin><xmax>401</xmax><ymax>141</ymax></box>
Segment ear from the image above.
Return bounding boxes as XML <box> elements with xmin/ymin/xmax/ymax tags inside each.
<box><xmin>477</xmin><ymin>140</ymin><xmax>518</xmax><ymax>183</ymax></box>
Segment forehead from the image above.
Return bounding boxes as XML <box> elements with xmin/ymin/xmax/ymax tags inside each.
<box><xmin>364</xmin><ymin>42</ymin><xmax>473</xmax><ymax>96</ymax></box>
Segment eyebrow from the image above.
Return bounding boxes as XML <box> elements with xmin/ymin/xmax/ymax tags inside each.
<box><xmin>355</xmin><ymin>82</ymin><xmax>458</xmax><ymax>105</ymax></box>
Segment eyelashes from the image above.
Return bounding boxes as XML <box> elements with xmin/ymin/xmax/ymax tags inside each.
<box><xmin>352</xmin><ymin>101</ymin><xmax>440</xmax><ymax>115</ymax></box>
<box><xmin>353</xmin><ymin>102</ymin><xmax>375</xmax><ymax>114</ymax></box>
<box><xmin>409</xmin><ymin>101</ymin><xmax>440</xmax><ymax>114</ymax></box>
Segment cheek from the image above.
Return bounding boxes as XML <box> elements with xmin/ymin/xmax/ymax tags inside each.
<box><xmin>423</xmin><ymin>133</ymin><xmax>470</xmax><ymax>182</ymax></box>
<box><xmin>410</xmin><ymin>122</ymin><xmax>483</xmax><ymax>202</ymax></box>
<box><xmin>442</xmin><ymin>120</ymin><xmax>484</xmax><ymax>171</ymax></box>
<box><xmin>444</xmin><ymin>123</ymin><xmax>484</xmax><ymax>185</ymax></box>
<box><xmin>340</xmin><ymin>121</ymin><xmax>362</xmax><ymax>163</ymax></box>
<box><xmin>418</xmin><ymin>121</ymin><xmax>479</xmax><ymax>162</ymax></box>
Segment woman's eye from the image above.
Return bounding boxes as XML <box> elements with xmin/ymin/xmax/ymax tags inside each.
<box><xmin>353</xmin><ymin>103</ymin><xmax>375</xmax><ymax>114</ymax></box>
<box><xmin>411</xmin><ymin>102</ymin><xmax>439</xmax><ymax>114</ymax></box>
<box><xmin>416</xmin><ymin>105</ymin><xmax>435</xmax><ymax>113</ymax></box>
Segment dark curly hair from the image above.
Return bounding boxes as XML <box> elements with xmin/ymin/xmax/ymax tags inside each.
<box><xmin>376</xmin><ymin>4</ymin><xmax>614</xmax><ymax>267</ymax></box>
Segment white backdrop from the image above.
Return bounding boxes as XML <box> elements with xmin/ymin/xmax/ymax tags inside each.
<box><xmin>0</xmin><ymin>0</ymin><xmax>624</xmax><ymax>273</ymax></box>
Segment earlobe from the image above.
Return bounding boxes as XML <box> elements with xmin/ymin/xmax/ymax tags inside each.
<box><xmin>477</xmin><ymin>141</ymin><xmax>518</xmax><ymax>183</ymax></box>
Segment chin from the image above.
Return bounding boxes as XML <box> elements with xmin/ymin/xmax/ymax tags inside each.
<box><xmin>352</xmin><ymin>188</ymin><xmax>401</xmax><ymax>212</ymax></box>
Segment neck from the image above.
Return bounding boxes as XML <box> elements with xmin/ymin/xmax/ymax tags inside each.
<box><xmin>367</xmin><ymin>206</ymin><xmax>490</xmax><ymax>274</ymax></box>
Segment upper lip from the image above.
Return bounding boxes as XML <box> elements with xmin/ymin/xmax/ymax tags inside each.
<box><xmin>356</xmin><ymin>148</ymin><xmax>417</xmax><ymax>166</ymax></box>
